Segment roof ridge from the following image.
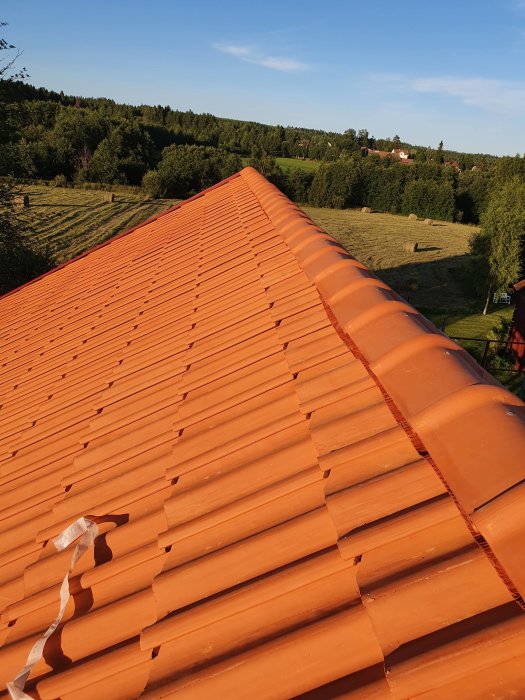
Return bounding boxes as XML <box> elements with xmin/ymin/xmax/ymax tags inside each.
<box><xmin>239</xmin><ymin>166</ymin><xmax>525</xmax><ymax>607</ymax></box>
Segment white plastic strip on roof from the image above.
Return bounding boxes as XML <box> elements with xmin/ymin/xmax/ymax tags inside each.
<box><xmin>7</xmin><ymin>517</ymin><xmax>99</xmax><ymax>700</ymax></box>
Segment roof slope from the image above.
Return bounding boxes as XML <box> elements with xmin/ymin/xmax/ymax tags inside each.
<box><xmin>1</xmin><ymin>167</ymin><xmax>525</xmax><ymax>699</ymax></box>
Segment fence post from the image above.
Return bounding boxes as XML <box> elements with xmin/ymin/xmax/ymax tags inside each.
<box><xmin>481</xmin><ymin>340</ymin><xmax>490</xmax><ymax>368</ymax></box>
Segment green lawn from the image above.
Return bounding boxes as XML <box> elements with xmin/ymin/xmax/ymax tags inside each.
<box><xmin>275</xmin><ymin>157</ymin><xmax>320</xmax><ymax>172</ymax></box>
<box><xmin>424</xmin><ymin>306</ymin><xmax>513</xmax><ymax>340</ymax></box>
<box><xmin>241</xmin><ymin>156</ymin><xmax>321</xmax><ymax>172</ymax></box>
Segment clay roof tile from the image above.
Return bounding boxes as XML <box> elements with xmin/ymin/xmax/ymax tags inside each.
<box><xmin>1</xmin><ymin>167</ymin><xmax>524</xmax><ymax>699</ymax></box>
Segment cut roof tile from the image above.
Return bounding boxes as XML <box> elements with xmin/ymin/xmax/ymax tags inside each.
<box><xmin>1</xmin><ymin>167</ymin><xmax>525</xmax><ymax>699</ymax></box>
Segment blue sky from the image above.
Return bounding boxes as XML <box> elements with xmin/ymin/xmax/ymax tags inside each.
<box><xmin>3</xmin><ymin>0</ymin><xmax>525</xmax><ymax>155</ymax></box>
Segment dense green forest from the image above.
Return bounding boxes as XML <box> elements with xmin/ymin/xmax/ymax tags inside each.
<box><xmin>3</xmin><ymin>80</ymin><xmax>525</xmax><ymax>225</ymax></box>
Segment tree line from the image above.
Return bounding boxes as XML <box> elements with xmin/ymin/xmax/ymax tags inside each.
<box><xmin>1</xmin><ymin>78</ymin><xmax>525</xmax><ymax>308</ymax></box>
<box><xmin>0</xmin><ymin>79</ymin><xmax>507</xmax><ymax>226</ymax></box>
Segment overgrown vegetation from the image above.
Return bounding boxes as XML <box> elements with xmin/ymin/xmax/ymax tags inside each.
<box><xmin>0</xmin><ymin>180</ymin><xmax>53</xmax><ymax>294</ymax></box>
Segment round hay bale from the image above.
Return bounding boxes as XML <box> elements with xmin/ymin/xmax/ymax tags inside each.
<box><xmin>104</xmin><ymin>192</ymin><xmax>115</xmax><ymax>203</ymax></box>
<box><xmin>361</xmin><ymin>206</ymin><xmax>372</xmax><ymax>213</ymax></box>
<box><xmin>403</xmin><ymin>241</ymin><xmax>419</xmax><ymax>253</ymax></box>
<box><xmin>424</xmin><ymin>218</ymin><xmax>433</xmax><ymax>226</ymax></box>
<box><xmin>408</xmin><ymin>213</ymin><xmax>417</xmax><ymax>221</ymax></box>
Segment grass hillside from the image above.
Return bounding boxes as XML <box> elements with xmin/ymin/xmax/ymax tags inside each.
<box><xmin>24</xmin><ymin>185</ymin><xmax>178</xmax><ymax>263</ymax></box>
<box><xmin>302</xmin><ymin>204</ymin><xmax>475</xmax><ymax>309</ymax></box>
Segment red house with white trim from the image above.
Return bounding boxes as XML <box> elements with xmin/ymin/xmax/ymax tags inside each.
<box><xmin>509</xmin><ymin>279</ymin><xmax>525</xmax><ymax>370</ymax></box>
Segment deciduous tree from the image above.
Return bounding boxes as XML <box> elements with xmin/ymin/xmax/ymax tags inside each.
<box><xmin>470</xmin><ymin>178</ymin><xmax>525</xmax><ymax>314</ymax></box>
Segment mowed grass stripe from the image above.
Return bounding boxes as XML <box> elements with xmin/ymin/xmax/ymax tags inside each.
<box><xmin>22</xmin><ymin>186</ymin><xmax>178</xmax><ymax>262</ymax></box>
<box><xmin>40</xmin><ymin>203</ymin><xmax>116</xmax><ymax>243</ymax></box>
<box><xmin>66</xmin><ymin>201</ymin><xmax>165</xmax><ymax>258</ymax></box>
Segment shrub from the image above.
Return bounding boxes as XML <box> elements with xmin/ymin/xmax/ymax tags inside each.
<box><xmin>142</xmin><ymin>170</ymin><xmax>164</xmax><ymax>199</ymax></box>
<box><xmin>53</xmin><ymin>174</ymin><xmax>67</xmax><ymax>188</ymax></box>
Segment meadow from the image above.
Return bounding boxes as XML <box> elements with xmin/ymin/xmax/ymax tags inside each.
<box><xmin>24</xmin><ymin>185</ymin><xmax>178</xmax><ymax>263</ymax></box>
<box><xmin>241</xmin><ymin>157</ymin><xmax>320</xmax><ymax>172</ymax></box>
<box><xmin>302</xmin><ymin>204</ymin><xmax>475</xmax><ymax>309</ymax></box>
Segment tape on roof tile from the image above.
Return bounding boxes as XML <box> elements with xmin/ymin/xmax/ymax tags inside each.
<box><xmin>7</xmin><ymin>517</ymin><xmax>98</xmax><ymax>700</ymax></box>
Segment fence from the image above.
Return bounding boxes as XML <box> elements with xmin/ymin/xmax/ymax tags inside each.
<box><xmin>449</xmin><ymin>336</ymin><xmax>525</xmax><ymax>397</ymax></box>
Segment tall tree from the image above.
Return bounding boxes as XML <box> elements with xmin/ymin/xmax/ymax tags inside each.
<box><xmin>437</xmin><ymin>139</ymin><xmax>444</xmax><ymax>164</ymax></box>
<box><xmin>470</xmin><ymin>178</ymin><xmax>525</xmax><ymax>314</ymax></box>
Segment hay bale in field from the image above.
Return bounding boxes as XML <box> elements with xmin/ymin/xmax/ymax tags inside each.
<box><xmin>403</xmin><ymin>241</ymin><xmax>419</xmax><ymax>253</ymax></box>
<box><xmin>408</xmin><ymin>213</ymin><xmax>417</xmax><ymax>221</ymax></box>
<box><xmin>424</xmin><ymin>218</ymin><xmax>433</xmax><ymax>226</ymax></box>
<box><xmin>361</xmin><ymin>206</ymin><xmax>372</xmax><ymax>213</ymax></box>
<box><xmin>15</xmin><ymin>195</ymin><xmax>29</xmax><ymax>208</ymax></box>
<box><xmin>104</xmin><ymin>192</ymin><xmax>115</xmax><ymax>203</ymax></box>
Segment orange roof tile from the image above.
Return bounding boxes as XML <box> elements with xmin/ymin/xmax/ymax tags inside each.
<box><xmin>1</xmin><ymin>167</ymin><xmax>525</xmax><ymax>699</ymax></box>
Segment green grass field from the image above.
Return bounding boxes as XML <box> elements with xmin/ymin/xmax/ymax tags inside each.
<box><xmin>275</xmin><ymin>157</ymin><xmax>320</xmax><ymax>172</ymax></box>
<box><xmin>241</xmin><ymin>157</ymin><xmax>320</xmax><ymax>172</ymax></box>
<box><xmin>303</xmin><ymin>205</ymin><xmax>476</xmax><ymax>309</ymax></box>
<box><xmin>25</xmin><ymin>185</ymin><xmax>474</xmax><ymax>311</ymax></box>
<box><xmin>24</xmin><ymin>185</ymin><xmax>179</xmax><ymax>263</ymax></box>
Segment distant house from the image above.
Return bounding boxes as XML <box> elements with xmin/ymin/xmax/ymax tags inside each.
<box><xmin>509</xmin><ymin>279</ymin><xmax>525</xmax><ymax>370</ymax></box>
<box><xmin>444</xmin><ymin>160</ymin><xmax>461</xmax><ymax>171</ymax></box>
<box><xmin>372</xmin><ymin>149</ymin><xmax>391</xmax><ymax>158</ymax></box>
<box><xmin>363</xmin><ymin>147</ymin><xmax>414</xmax><ymax>163</ymax></box>
<box><xmin>391</xmin><ymin>147</ymin><xmax>411</xmax><ymax>160</ymax></box>
<box><xmin>368</xmin><ymin>149</ymin><xmax>390</xmax><ymax>158</ymax></box>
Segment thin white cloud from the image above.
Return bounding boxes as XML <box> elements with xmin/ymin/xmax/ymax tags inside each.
<box><xmin>213</xmin><ymin>43</ymin><xmax>310</xmax><ymax>73</ymax></box>
<box><xmin>255</xmin><ymin>56</ymin><xmax>309</xmax><ymax>72</ymax></box>
<box><xmin>371</xmin><ymin>72</ymin><xmax>525</xmax><ymax>115</ymax></box>
<box><xmin>216</xmin><ymin>44</ymin><xmax>251</xmax><ymax>58</ymax></box>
